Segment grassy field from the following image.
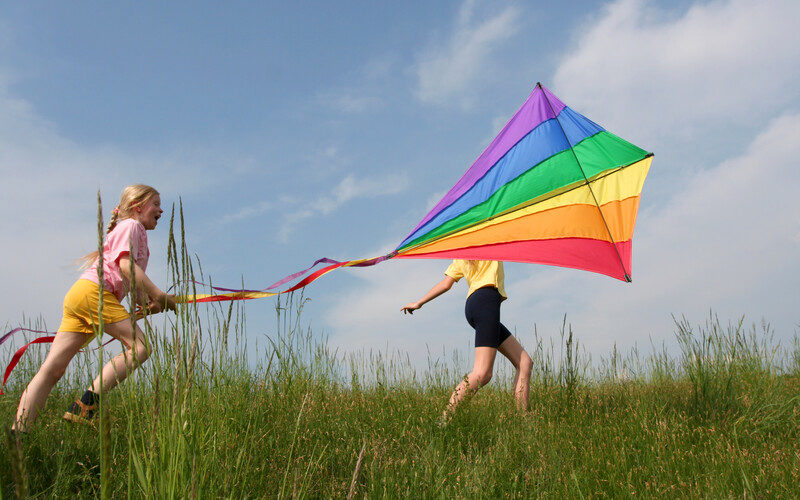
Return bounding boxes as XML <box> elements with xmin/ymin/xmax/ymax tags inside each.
<box><xmin>3</xmin><ymin>296</ymin><xmax>799</xmax><ymax>498</ymax></box>
<box><xmin>2</xmin><ymin>209</ymin><xmax>799</xmax><ymax>497</ymax></box>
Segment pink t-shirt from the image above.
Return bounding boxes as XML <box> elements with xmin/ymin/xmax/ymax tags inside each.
<box><xmin>80</xmin><ymin>218</ymin><xmax>150</xmax><ymax>301</ymax></box>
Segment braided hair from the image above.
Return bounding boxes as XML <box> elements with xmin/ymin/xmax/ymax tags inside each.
<box><xmin>78</xmin><ymin>184</ymin><xmax>160</xmax><ymax>269</ymax></box>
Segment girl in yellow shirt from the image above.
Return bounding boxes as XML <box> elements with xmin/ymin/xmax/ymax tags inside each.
<box><xmin>401</xmin><ymin>260</ymin><xmax>532</xmax><ymax>422</ymax></box>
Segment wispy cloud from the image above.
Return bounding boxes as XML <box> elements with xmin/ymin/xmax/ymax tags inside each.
<box><xmin>562</xmin><ymin>112</ymin><xmax>800</xmax><ymax>354</ymax></box>
<box><xmin>316</xmin><ymin>55</ymin><xmax>397</xmax><ymax>114</ymax></box>
<box><xmin>219</xmin><ymin>201</ymin><xmax>273</xmax><ymax>224</ymax></box>
<box><xmin>414</xmin><ymin>0</ymin><xmax>521</xmax><ymax>107</ymax></box>
<box><xmin>323</xmin><ymin>242</ymin><xmax>468</xmax><ymax>365</ymax></box>
<box><xmin>326</xmin><ymin>94</ymin><xmax>384</xmax><ymax>114</ymax></box>
<box><xmin>0</xmin><ymin>78</ymin><xmax>219</xmax><ymax>329</ymax></box>
<box><xmin>278</xmin><ymin>172</ymin><xmax>410</xmax><ymax>242</ymax></box>
<box><xmin>162</xmin><ymin>136</ymin><xmax>409</xmax><ymax>244</ymax></box>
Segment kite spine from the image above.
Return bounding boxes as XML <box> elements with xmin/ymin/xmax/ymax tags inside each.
<box><xmin>538</xmin><ymin>82</ymin><xmax>632</xmax><ymax>282</ymax></box>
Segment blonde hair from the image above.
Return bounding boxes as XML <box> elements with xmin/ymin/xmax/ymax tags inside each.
<box><xmin>78</xmin><ymin>184</ymin><xmax>160</xmax><ymax>269</ymax></box>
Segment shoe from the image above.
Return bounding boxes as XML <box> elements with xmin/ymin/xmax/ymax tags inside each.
<box><xmin>63</xmin><ymin>399</ymin><xmax>96</xmax><ymax>426</ymax></box>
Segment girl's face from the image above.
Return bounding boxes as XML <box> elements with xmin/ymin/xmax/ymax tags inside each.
<box><xmin>133</xmin><ymin>194</ymin><xmax>163</xmax><ymax>230</ymax></box>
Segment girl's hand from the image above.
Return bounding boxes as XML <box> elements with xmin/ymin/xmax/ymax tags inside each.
<box><xmin>401</xmin><ymin>302</ymin><xmax>421</xmax><ymax>315</ymax></box>
<box><xmin>401</xmin><ymin>277</ymin><xmax>454</xmax><ymax>315</ymax></box>
<box><xmin>164</xmin><ymin>294</ymin><xmax>178</xmax><ymax>311</ymax></box>
<box><xmin>145</xmin><ymin>299</ymin><xmax>163</xmax><ymax>314</ymax></box>
<box><xmin>134</xmin><ymin>305</ymin><xmax>147</xmax><ymax>321</ymax></box>
<box><xmin>148</xmin><ymin>293</ymin><xmax>177</xmax><ymax>314</ymax></box>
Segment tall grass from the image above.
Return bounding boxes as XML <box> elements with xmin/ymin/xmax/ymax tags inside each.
<box><xmin>1</xmin><ymin>202</ymin><xmax>799</xmax><ymax>497</ymax></box>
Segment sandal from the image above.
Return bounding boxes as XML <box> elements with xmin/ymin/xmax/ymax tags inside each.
<box><xmin>63</xmin><ymin>399</ymin><xmax>96</xmax><ymax>426</ymax></box>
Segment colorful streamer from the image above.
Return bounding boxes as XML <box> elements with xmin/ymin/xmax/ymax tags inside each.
<box><xmin>1</xmin><ymin>336</ymin><xmax>56</xmax><ymax>395</ymax></box>
<box><xmin>1</xmin><ymin>328</ymin><xmax>58</xmax><ymax>394</ymax></box>
<box><xmin>2</xmin><ymin>328</ymin><xmax>119</xmax><ymax>394</ymax></box>
<box><xmin>176</xmin><ymin>254</ymin><xmax>394</xmax><ymax>303</ymax></box>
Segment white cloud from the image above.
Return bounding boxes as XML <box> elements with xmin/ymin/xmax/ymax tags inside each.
<box><xmin>424</xmin><ymin>189</ymin><xmax>448</xmax><ymax>212</ymax></box>
<box><xmin>219</xmin><ymin>201</ymin><xmax>273</xmax><ymax>224</ymax></box>
<box><xmin>278</xmin><ymin>173</ymin><xmax>410</xmax><ymax>242</ymax></box>
<box><xmin>414</xmin><ymin>0</ymin><xmax>521</xmax><ymax>106</ymax></box>
<box><xmin>328</xmin><ymin>94</ymin><xmax>383</xmax><ymax>114</ymax></box>
<box><xmin>558</xmin><ymin>112</ymin><xmax>800</xmax><ymax>355</ymax></box>
<box><xmin>537</xmin><ymin>0</ymin><xmax>800</xmax><ymax>357</ymax></box>
<box><xmin>0</xmin><ymin>78</ymin><xmax>223</xmax><ymax>332</ymax></box>
<box><xmin>330</xmin><ymin>174</ymin><xmax>407</xmax><ymax>207</ymax></box>
<box><xmin>323</xmin><ymin>245</ymin><xmax>473</xmax><ymax>372</ymax></box>
<box><xmin>222</xmin><ymin>143</ymin><xmax>374</xmax><ymax>232</ymax></box>
<box><xmin>553</xmin><ymin>0</ymin><xmax>800</xmax><ymax>150</ymax></box>
<box><xmin>316</xmin><ymin>54</ymin><xmax>396</xmax><ymax>114</ymax></box>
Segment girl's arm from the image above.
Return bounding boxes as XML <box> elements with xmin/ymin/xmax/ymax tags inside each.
<box><xmin>401</xmin><ymin>276</ymin><xmax>456</xmax><ymax>315</ymax></box>
<box><xmin>119</xmin><ymin>256</ymin><xmax>177</xmax><ymax>313</ymax></box>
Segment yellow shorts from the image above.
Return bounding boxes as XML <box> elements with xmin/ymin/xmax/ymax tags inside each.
<box><xmin>58</xmin><ymin>279</ymin><xmax>131</xmax><ymax>339</ymax></box>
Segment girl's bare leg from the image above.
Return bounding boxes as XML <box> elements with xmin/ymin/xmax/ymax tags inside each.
<box><xmin>89</xmin><ymin>319</ymin><xmax>151</xmax><ymax>394</ymax></box>
<box><xmin>443</xmin><ymin>347</ymin><xmax>498</xmax><ymax>421</ymax></box>
<box><xmin>12</xmin><ymin>331</ymin><xmax>89</xmax><ymax>431</ymax></box>
<box><xmin>498</xmin><ymin>335</ymin><xmax>532</xmax><ymax>411</ymax></box>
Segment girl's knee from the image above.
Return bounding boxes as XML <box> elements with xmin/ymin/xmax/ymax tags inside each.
<box><xmin>39</xmin><ymin>363</ymin><xmax>67</xmax><ymax>384</ymax></box>
<box><xmin>133</xmin><ymin>341</ymin><xmax>151</xmax><ymax>362</ymax></box>
<box><xmin>520</xmin><ymin>352</ymin><xmax>533</xmax><ymax>373</ymax></box>
<box><xmin>472</xmin><ymin>370</ymin><xmax>493</xmax><ymax>387</ymax></box>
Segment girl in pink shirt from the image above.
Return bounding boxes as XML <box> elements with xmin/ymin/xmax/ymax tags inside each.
<box><xmin>12</xmin><ymin>184</ymin><xmax>176</xmax><ymax>431</ymax></box>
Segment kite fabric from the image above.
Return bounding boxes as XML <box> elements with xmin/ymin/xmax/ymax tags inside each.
<box><xmin>393</xmin><ymin>82</ymin><xmax>653</xmax><ymax>281</ymax></box>
<box><xmin>179</xmin><ymin>82</ymin><xmax>653</xmax><ymax>303</ymax></box>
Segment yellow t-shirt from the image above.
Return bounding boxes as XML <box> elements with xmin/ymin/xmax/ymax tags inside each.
<box><xmin>445</xmin><ymin>260</ymin><xmax>507</xmax><ymax>299</ymax></box>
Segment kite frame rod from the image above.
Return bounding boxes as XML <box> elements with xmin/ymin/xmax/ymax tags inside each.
<box><xmin>538</xmin><ymin>82</ymin><xmax>632</xmax><ymax>282</ymax></box>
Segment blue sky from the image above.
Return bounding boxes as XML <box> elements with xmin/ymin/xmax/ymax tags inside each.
<box><xmin>2</xmin><ymin>0</ymin><xmax>799</xmax><ymax>373</ymax></box>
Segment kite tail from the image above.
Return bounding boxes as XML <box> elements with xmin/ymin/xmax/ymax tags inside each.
<box><xmin>0</xmin><ymin>327</ymin><xmax>54</xmax><ymax>348</ymax></box>
<box><xmin>1</xmin><ymin>336</ymin><xmax>56</xmax><ymax>395</ymax></box>
<box><xmin>0</xmin><ymin>327</ymin><xmax>116</xmax><ymax>395</ymax></box>
<box><xmin>175</xmin><ymin>252</ymin><xmax>397</xmax><ymax>304</ymax></box>
<box><xmin>1</xmin><ymin>328</ymin><xmax>56</xmax><ymax>395</ymax></box>
<box><xmin>1</xmin><ymin>253</ymin><xmax>396</xmax><ymax>388</ymax></box>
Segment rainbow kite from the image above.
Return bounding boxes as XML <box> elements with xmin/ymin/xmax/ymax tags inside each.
<box><xmin>394</xmin><ymin>83</ymin><xmax>652</xmax><ymax>281</ymax></box>
<box><xmin>181</xmin><ymin>82</ymin><xmax>652</xmax><ymax>303</ymax></box>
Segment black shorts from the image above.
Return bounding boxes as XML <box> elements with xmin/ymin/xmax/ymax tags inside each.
<box><xmin>464</xmin><ymin>287</ymin><xmax>511</xmax><ymax>348</ymax></box>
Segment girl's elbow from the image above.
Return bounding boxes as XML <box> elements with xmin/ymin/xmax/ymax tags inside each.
<box><xmin>118</xmin><ymin>266</ymin><xmax>132</xmax><ymax>280</ymax></box>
